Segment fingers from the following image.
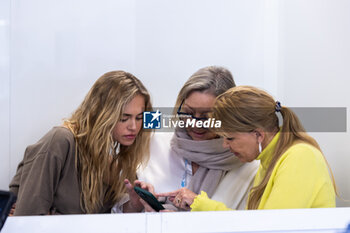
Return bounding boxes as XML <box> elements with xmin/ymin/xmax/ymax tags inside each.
<box><xmin>171</xmin><ymin>188</ymin><xmax>197</xmax><ymax>210</ymax></box>
<box><xmin>179</xmin><ymin>198</ymin><xmax>191</xmax><ymax>211</ymax></box>
<box><xmin>125</xmin><ymin>179</ymin><xmax>155</xmax><ymax>194</ymax></box>
<box><xmin>134</xmin><ymin>180</ymin><xmax>147</xmax><ymax>189</ymax></box>
<box><xmin>134</xmin><ymin>180</ymin><xmax>155</xmax><ymax>195</ymax></box>
<box><xmin>124</xmin><ymin>179</ymin><xmax>134</xmax><ymax>193</ymax></box>
<box><xmin>9</xmin><ymin>203</ymin><xmax>16</xmax><ymax>216</ymax></box>
<box><xmin>174</xmin><ymin>195</ymin><xmax>190</xmax><ymax>210</ymax></box>
<box><xmin>157</xmin><ymin>190</ymin><xmax>180</xmax><ymax>198</ymax></box>
<box><xmin>174</xmin><ymin>196</ymin><xmax>182</xmax><ymax>206</ymax></box>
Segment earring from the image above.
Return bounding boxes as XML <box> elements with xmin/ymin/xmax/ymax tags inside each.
<box><xmin>258</xmin><ymin>142</ymin><xmax>262</xmax><ymax>153</ymax></box>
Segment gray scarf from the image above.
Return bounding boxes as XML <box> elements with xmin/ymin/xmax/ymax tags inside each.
<box><xmin>170</xmin><ymin>128</ymin><xmax>243</xmax><ymax>197</ymax></box>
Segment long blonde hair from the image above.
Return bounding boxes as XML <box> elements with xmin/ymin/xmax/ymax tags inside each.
<box><xmin>212</xmin><ymin>85</ymin><xmax>337</xmax><ymax>209</ymax></box>
<box><xmin>64</xmin><ymin>71</ymin><xmax>152</xmax><ymax>213</ymax></box>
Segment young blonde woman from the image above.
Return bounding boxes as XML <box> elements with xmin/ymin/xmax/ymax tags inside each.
<box><xmin>9</xmin><ymin>71</ymin><xmax>153</xmax><ymax>215</ymax></box>
<box><xmin>135</xmin><ymin>67</ymin><xmax>259</xmax><ymax>211</ymax></box>
<box><xmin>160</xmin><ymin>86</ymin><xmax>336</xmax><ymax>210</ymax></box>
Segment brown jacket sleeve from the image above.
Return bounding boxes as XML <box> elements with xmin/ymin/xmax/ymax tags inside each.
<box><xmin>14</xmin><ymin>151</ymin><xmax>64</xmax><ymax>215</ymax></box>
<box><xmin>9</xmin><ymin>159</ymin><xmax>24</xmax><ymax>196</ymax></box>
<box><xmin>13</xmin><ymin>129</ymin><xmax>69</xmax><ymax>216</ymax></box>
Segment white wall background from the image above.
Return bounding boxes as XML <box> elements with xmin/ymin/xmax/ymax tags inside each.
<box><xmin>0</xmin><ymin>0</ymin><xmax>349</xmax><ymax>207</ymax></box>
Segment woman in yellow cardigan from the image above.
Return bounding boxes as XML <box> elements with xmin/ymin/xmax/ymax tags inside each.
<box><xmin>158</xmin><ymin>86</ymin><xmax>337</xmax><ymax>211</ymax></box>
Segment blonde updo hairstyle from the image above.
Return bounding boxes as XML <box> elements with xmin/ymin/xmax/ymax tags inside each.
<box><xmin>173</xmin><ymin>66</ymin><xmax>235</xmax><ymax>115</ymax></box>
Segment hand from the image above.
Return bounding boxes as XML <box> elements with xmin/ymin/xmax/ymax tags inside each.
<box><xmin>9</xmin><ymin>203</ymin><xmax>16</xmax><ymax>216</ymax></box>
<box><xmin>138</xmin><ymin>198</ymin><xmax>156</xmax><ymax>212</ymax></box>
<box><xmin>123</xmin><ymin>179</ymin><xmax>155</xmax><ymax>212</ymax></box>
<box><xmin>158</xmin><ymin>188</ymin><xmax>197</xmax><ymax>211</ymax></box>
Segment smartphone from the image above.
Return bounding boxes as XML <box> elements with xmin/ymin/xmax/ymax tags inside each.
<box><xmin>0</xmin><ymin>190</ymin><xmax>17</xmax><ymax>231</ymax></box>
<box><xmin>134</xmin><ymin>186</ymin><xmax>165</xmax><ymax>212</ymax></box>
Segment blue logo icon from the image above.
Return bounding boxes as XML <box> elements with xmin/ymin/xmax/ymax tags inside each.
<box><xmin>143</xmin><ymin>110</ymin><xmax>162</xmax><ymax>129</ymax></box>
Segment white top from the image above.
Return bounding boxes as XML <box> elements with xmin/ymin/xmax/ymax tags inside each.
<box><xmin>137</xmin><ymin>132</ymin><xmax>260</xmax><ymax>210</ymax></box>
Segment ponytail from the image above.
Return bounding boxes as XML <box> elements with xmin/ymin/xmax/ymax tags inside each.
<box><xmin>279</xmin><ymin>106</ymin><xmax>338</xmax><ymax>197</ymax></box>
<box><xmin>247</xmin><ymin>106</ymin><xmax>338</xmax><ymax>209</ymax></box>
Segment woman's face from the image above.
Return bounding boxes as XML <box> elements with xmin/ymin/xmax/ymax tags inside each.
<box><xmin>113</xmin><ymin>94</ymin><xmax>145</xmax><ymax>146</ymax></box>
<box><xmin>222</xmin><ymin>132</ymin><xmax>259</xmax><ymax>162</ymax></box>
<box><xmin>182</xmin><ymin>91</ymin><xmax>217</xmax><ymax>141</ymax></box>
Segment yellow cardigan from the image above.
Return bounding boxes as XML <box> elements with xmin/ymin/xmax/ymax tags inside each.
<box><xmin>191</xmin><ymin>132</ymin><xmax>335</xmax><ymax>211</ymax></box>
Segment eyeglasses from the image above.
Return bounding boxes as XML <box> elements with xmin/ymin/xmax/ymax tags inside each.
<box><xmin>176</xmin><ymin>99</ymin><xmax>209</xmax><ymax>121</ymax></box>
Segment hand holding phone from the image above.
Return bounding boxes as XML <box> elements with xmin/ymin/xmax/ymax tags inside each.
<box><xmin>133</xmin><ymin>186</ymin><xmax>165</xmax><ymax>212</ymax></box>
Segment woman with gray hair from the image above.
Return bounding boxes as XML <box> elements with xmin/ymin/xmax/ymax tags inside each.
<box><xmin>132</xmin><ymin>66</ymin><xmax>259</xmax><ymax>211</ymax></box>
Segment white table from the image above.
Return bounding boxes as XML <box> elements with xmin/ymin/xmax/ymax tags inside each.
<box><xmin>2</xmin><ymin>207</ymin><xmax>350</xmax><ymax>233</ymax></box>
